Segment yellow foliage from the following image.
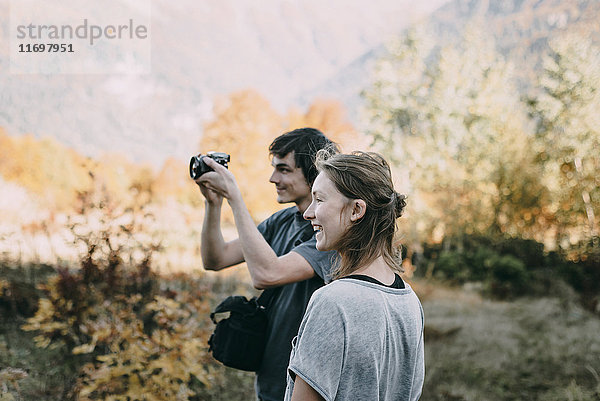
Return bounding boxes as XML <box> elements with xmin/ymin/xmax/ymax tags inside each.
<box><xmin>0</xmin><ymin>128</ymin><xmax>93</xmax><ymax>209</ymax></box>
<box><xmin>200</xmin><ymin>90</ymin><xmax>284</xmax><ymax>220</ymax></box>
<box><xmin>23</xmin><ymin>252</ymin><xmax>214</xmax><ymax>400</ymax></box>
<box><xmin>75</xmin><ymin>294</ymin><xmax>212</xmax><ymax>400</ymax></box>
<box><xmin>153</xmin><ymin>157</ymin><xmax>201</xmax><ymax>205</ymax></box>
<box><xmin>286</xmin><ymin>98</ymin><xmax>372</xmax><ymax>153</ymax></box>
<box><xmin>0</xmin><ymin>127</ymin><xmax>173</xmax><ymax>212</ymax></box>
<box><xmin>1</xmin><ymin>92</ymin><xmax>362</xmax><ymax>220</ymax></box>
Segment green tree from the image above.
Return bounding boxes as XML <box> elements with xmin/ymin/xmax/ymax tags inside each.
<box><xmin>362</xmin><ymin>24</ymin><xmax>547</xmax><ymax>246</ymax></box>
<box><xmin>530</xmin><ymin>33</ymin><xmax>600</xmax><ymax>248</ymax></box>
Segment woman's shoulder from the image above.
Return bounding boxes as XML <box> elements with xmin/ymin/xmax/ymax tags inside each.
<box><xmin>310</xmin><ymin>280</ymin><xmax>354</xmax><ymax>305</ymax></box>
<box><xmin>316</xmin><ymin>278</ymin><xmax>357</xmax><ymax>294</ymax></box>
<box><xmin>304</xmin><ymin>281</ymin><xmax>366</xmax><ymax>323</ymax></box>
<box><xmin>313</xmin><ymin>278</ymin><xmax>419</xmax><ymax>307</ymax></box>
<box><xmin>311</xmin><ymin>279</ymin><xmax>375</xmax><ymax>305</ymax></box>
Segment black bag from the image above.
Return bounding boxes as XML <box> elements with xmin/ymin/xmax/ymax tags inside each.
<box><xmin>208</xmin><ymin>290</ymin><xmax>277</xmax><ymax>371</ymax></box>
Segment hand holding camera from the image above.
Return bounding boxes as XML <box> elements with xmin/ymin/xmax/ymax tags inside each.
<box><xmin>189</xmin><ymin>151</ymin><xmax>231</xmax><ymax>180</ymax></box>
<box><xmin>191</xmin><ymin>152</ymin><xmax>242</xmax><ymax>204</ymax></box>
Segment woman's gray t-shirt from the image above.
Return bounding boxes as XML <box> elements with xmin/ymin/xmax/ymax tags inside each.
<box><xmin>285</xmin><ymin>279</ymin><xmax>425</xmax><ymax>401</ymax></box>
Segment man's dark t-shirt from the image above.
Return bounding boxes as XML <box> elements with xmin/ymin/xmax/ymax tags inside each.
<box><xmin>255</xmin><ymin>206</ymin><xmax>335</xmax><ymax>401</ymax></box>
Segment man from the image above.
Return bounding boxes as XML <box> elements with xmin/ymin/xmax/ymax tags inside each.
<box><xmin>196</xmin><ymin>128</ymin><xmax>338</xmax><ymax>401</ymax></box>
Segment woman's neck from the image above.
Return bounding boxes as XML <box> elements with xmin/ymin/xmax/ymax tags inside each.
<box><xmin>350</xmin><ymin>256</ymin><xmax>395</xmax><ymax>286</ymax></box>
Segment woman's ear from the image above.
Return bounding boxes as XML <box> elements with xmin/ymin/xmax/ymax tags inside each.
<box><xmin>350</xmin><ymin>199</ymin><xmax>366</xmax><ymax>222</ymax></box>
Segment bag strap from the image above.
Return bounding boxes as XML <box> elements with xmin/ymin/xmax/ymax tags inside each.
<box><xmin>210</xmin><ymin>295</ymin><xmax>261</xmax><ymax>324</ymax></box>
<box><xmin>210</xmin><ymin>289</ymin><xmax>280</xmax><ymax>321</ymax></box>
<box><xmin>256</xmin><ymin>286</ymin><xmax>281</xmax><ymax>309</ymax></box>
<box><xmin>211</xmin><ymin>296</ymin><xmax>251</xmax><ymax>316</ymax></box>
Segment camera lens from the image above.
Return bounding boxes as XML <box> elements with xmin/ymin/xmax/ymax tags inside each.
<box><xmin>190</xmin><ymin>156</ymin><xmax>201</xmax><ymax>179</ymax></box>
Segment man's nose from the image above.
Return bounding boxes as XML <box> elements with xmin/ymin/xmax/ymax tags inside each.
<box><xmin>269</xmin><ymin>171</ymin><xmax>279</xmax><ymax>183</ymax></box>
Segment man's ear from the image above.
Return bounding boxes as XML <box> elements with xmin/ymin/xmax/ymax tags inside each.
<box><xmin>350</xmin><ymin>199</ymin><xmax>366</xmax><ymax>222</ymax></box>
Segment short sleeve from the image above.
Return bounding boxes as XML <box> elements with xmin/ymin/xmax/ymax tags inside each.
<box><xmin>287</xmin><ymin>290</ymin><xmax>346</xmax><ymax>401</ymax></box>
<box><xmin>292</xmin><ymin>236</ymin><xmax>337</xmax><ymax>283</ymax></box>
<box><xmin>257</xmin><ymin>216</ymin><xmax>271</xmax><ymax>241</ymax></box>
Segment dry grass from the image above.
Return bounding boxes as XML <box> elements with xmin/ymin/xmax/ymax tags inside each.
<box><xmin>419</xmin><ymin>280</ymin><xmax>600</xmax><ymax>400</ymax></box>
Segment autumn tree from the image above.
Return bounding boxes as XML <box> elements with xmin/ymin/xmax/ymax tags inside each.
<box><xmin>200</xmin><ymin>90</ymin><xmax>283</xmax><ymax>220</ymax></box>
<box><xmin>286</xmin><ymin>99</ymin><xmax>370</xmax><ymax>152</ymax></box>
<box><xmin>0</xmin><ymin>128</ymin><xmax>163</xmax><ymax>212</ymax></box>
<box><xmin>199</xmin><ymin>91</ymin><xmax>366</xmax><ymax>220</ymax></box>
<box><xmin>0</xmin><ymin>128</ymin><xmax>93</xmax><ymax>210</ymax></box>
<box><xmin>153</xmin><ymin>157</ymin><xmax>201</xmax><ymax>205</ymax></box>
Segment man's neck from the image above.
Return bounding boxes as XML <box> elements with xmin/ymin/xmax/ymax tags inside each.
<box><xmin>295</xmin><ymin>198</ymin><xmax>311</xmax><ymax>215</ymax></box>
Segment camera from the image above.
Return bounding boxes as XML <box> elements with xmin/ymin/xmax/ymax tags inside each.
<box><xmin>189</xmin><ymin>151</ymin><xmax>231</xmax><ymax>179</ymax></box>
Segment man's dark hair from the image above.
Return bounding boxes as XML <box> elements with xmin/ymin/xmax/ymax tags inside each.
<box><xmin>269</xmin><ymin>127</ymin><xmax>338</xmax><ymax>186</ymax></box>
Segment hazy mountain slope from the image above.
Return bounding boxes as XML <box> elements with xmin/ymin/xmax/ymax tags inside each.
<box><xmin>425</xmin><ymin>0</ymin><xmax>600</xmax><ymax>87</ymax></box>
<box><xmin>1</xmin><ymin>0</ymin><xmax>596</xmax><ymax>167</ymax></box>
<box><xmin>306</xmin><ymin>0</ymin><xmax>600</xmax><ymax>120</ymax></box>
<box><xmin>0</xmin><ymin>0</ymin><xmax>445</xmax><ymax>166</ymax></box>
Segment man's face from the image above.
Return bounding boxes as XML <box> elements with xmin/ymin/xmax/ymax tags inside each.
<box><xmin>269</xmin><ymin>152</ymin><xmax>311</xmax><ymax>212</ymax></box>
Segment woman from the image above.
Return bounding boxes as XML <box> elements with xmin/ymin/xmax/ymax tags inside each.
<box><xmin>284</xmin><ymin>151</ymin><xmax>424</xmax><ymax>401</ymax></box>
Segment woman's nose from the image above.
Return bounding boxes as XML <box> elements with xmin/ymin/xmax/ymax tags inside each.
<box><xmin>303</xmin><ymin>203</ymin><xmax>315</xmax><ymax>220</ymax></box>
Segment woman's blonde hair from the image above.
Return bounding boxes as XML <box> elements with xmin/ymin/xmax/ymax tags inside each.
<box><xmin>315</xmin><ymin>150</ymin><xmax>407</xmax><ymax>280</ymax></box>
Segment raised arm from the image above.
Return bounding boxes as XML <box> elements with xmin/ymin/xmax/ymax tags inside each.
<box><xmin>198</xmin><ymin>158</ymin><xmax>316</xmax><ymax>288</ymax></box>
<box><xmin>196</xmin><ymin>177</ymin><xmax>244</xmax><ymax>270</ymax></box>
<box><xmin>229</xmin><ymin>198</ymin><xmax>316</xmax><ymax>288</ymax></box>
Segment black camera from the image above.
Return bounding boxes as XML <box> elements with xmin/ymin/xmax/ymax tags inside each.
<box><xmin>189</xmin><ymin>151</ymin><xmax>230</xmax><ymax>180</ymax></box>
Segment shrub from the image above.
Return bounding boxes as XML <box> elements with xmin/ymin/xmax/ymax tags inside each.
<box><xmin>496</xmin><ymin>237</ymin><xmax>546</xmax><ymax>269</ymax></box>
<box><xmin>467</xmin><ymin>246</ymin><xmax>497</xmax><ymax>282</ymax></box>
<box><xmin>21</xmin><ymin>218</ymin><xmax>215</xmax><ymax>400</ymax></box>
<box><xmin>433</xmin><ymin>251</ymin><xmax>468</xmax><ymax>283</ymax></box>
<box><xmin>557</xmin><ymin>238</ymin><xmax>600</xmax><ymax>313</ymax></box>
<box><xmin>486</xmin><ymin>254</ymin><xmax>530</xmax><ymax>299</ymax></box>
<box><xmin>0</xmin><ymin>263</ymin><xmax>55</xmax><ymax>319</ymax></box>
<box><xmin>74</xmin><ymin>293</ymin><xmax>213</xmax><ymax>400</ymax></box>
<box><xmin>415</xmin><ymin>235</ymin><xmax>554</xmax><ymax>300</ymax></box>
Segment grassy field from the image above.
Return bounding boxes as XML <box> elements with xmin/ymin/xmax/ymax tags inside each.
<box><xmin>1</xmin><ymin>268</ymin><xmax>599</xmax><ymax>400</ymax></box>
<box><xmin>419</xmin><ymin>282</ymin><xmax>600</xmax><ymax>400</ymax></box>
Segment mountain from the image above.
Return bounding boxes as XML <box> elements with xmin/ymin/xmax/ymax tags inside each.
<box><xmin>424</xmin><ymin>0</ymin><xmax>600</xmax><ymax>87</ymax></box>
<box><xmin>0</xmin><ymin>0</ymin><xmax>597</xmax><ymax>167</ymax></box>
<box><xmin>306</xmin><ymin>0</ymin><xmax>600</xmax><ymax>117</ymax></box>
<box><xmin>0</xmin><ymin>0</ymin><xmax>447</xmax><ymax>167</ymax></box>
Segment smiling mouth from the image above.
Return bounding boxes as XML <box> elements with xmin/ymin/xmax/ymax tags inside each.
<box><xmin>312</xmin><ymin>225</ymin><xmax>322</xmax><ymax>232</ymax></box>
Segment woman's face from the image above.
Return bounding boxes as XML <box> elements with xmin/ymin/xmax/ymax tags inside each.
<box><xmin>303</xmin><ymin>172</ymin><xmax>353</xmax><ymax>251</ymax></box>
